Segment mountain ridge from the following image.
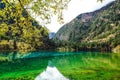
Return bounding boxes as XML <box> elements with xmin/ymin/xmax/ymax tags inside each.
<box><xmin>53</xmin><ymin>1</ymin><xmax>115</xmax><ymax>41</ymax></box>
<box><xmin>53</xmin><ymin>0</ymin><xmax>120</xmax><ymax>52</ymax></box>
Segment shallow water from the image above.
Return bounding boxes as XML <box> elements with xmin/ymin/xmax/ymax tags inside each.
<box><xmin>35</xmin><ymin>61</ymin><xmax>69</xmax><ymax>80</ymax></box>
<box><xmin>0</xmin><ymin>51</ymin><xmax>120</xmax><ymax>80</ymax></box>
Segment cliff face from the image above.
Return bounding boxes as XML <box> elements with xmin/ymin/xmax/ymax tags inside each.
<box><xmin>53</xmin><ymin>0</ymin><xmax>120</xmax><ymax>52</ymax></box>
<box><xmin>53</xmin><ymin>11</ymin><xmax>97</xmax><ymax>41</ymax></box>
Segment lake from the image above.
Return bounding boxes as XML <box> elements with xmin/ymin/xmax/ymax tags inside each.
<box><xmin>0</xmin><ymin>51</ymin><xmax>120</xmax><ymax>80</ymax></box>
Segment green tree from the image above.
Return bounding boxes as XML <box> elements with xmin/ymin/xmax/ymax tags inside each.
<box><xmin>8</xmin><ymin>0</ymin><xmax>71</xmax><ymax>24</ymax></box>
<box><xmin>10</xmin><ymin>0</ymin><xmax>103</xmax><ymax>24</ymax></box>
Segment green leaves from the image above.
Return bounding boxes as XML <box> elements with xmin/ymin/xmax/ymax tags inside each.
<box><xmin>0</xmin><ymin>2</ymin><xmax>6</xmax><ymax>10</ymax></box>
<box><xmin>0</xmin><ymin>15</ymin><xmax>3</xmax><ymax>22</ymax></box>
<box><xmin>8</xmin><ymin>18</ymin><xmax>15</xmax><ymax>24</ymax></box>
<box><xmin>15</xmin><ymin>0</ymin><xmax>71</xmax><ymax>24</ymax></box>
<box><xmin>0</xmin><ymin>1</ymin><xmax>50</xmax><ymax>51</ymax></box>
<box><xmin>22</xmin><ymin>9</ymin><xmax>28</xmax><ymax>18</ymax></box>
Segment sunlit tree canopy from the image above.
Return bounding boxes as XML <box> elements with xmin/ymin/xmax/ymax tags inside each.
<box><xmin>6</xmin><ymin>0</ymin><xmax>104</xmax><ymax>24</ymax></box>
<box><xmin>6</xmin><ymin>0</ymin><xmax>71</xmax><ymax>24</ymax></box>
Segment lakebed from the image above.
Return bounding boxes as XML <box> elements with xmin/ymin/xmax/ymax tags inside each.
<box><xmin>0</xmin><ymin>51</ymin><xmax>120</xmax><ymax>80</ymax></box>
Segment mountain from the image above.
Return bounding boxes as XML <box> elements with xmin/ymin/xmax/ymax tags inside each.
<box><xmin>53</xmin><ymin>0</ymin><xmax>120</xmax><ymax>52</ymax></box>
<box><xmin>49</xmin><ymin>32</ymin><xmax>56</xmax><ymax>39</ymax></box>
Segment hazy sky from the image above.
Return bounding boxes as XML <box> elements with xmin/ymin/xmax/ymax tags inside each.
<box><xmin>46</xmin><ymin>0</ymin><xmax>115</xmax><ymax>32</ymax></box>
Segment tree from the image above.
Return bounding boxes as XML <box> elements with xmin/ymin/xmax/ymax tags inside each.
<box><xmin>10</xmin><ymin>0</ymin><xmax>103</xmax><ymax>24</ymax></box>
<box><xmin>7</xmin><ymin>0</ymin><xmax>71</xmax><ymax>24</ymax></box>
<box><xmin>0</xmin><ymin>0</ymin><xmax>50</xmax><ymax>50</ymax></box>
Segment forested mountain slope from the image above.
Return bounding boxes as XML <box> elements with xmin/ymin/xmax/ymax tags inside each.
<box><xmin>0</xmin><ymin>0</ymin><xmax>50</xmax><ymax>51</ymax></box>
<box><xmin>53</xmin><ymin>0</ymin><xmax>120</xmax><ymax>52</ymax></box>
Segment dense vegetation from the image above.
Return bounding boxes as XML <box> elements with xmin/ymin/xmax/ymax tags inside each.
<box><xmin>1</xmin><ymin>0</ymin><xmax>119</xmax><ymax>80</ymax></box>
<box><xmin>0</xmin><ymin>0</ymin><xmax>55</xmax><ymax>51</ymax></box>
<box><xmin>53</xmin><ymin>0</ymin><xmax>120</xmax><ymax>53</ymax></box>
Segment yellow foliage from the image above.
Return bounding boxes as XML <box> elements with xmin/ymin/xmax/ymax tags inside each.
<box><xmin>113</xmin><ymin>45</ymin><xmax>120</xmax><ymax>53</ymax></box>
<box><xmin>17</xmin><ymin>42</ymin><xmax>35</xmax><ymax>51</ymax></box>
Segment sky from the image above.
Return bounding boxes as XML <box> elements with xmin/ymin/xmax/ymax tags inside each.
<box><xmin>45</xmin><ymin>0</ymin><xmax>115</xmax><ymax>32</ymax></box>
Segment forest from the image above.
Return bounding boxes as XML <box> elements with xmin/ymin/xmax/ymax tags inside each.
<box><xmin>53</xmin><ymin>0</ymin><xmax>120</xmax><ymax>53</ymax></box>
<box><xmin>0</xmin><ymin>0</ymin><xmax>120</xmax><ymax>80</ymax></box>
<box><xmin>0</xmin><ymin>0</ymin><xmax>58</xmax><ymax>51</ymax></box>
<box><xmin>1</xmin><ymin>0</ymin><xmax>119</xmax><ymax>53</ymax></box>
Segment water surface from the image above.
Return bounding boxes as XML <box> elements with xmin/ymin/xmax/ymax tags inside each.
<box><xmin>0</xmin><ymin>51</ymin><xmax>120</xmax><ymax>80</ymax></box>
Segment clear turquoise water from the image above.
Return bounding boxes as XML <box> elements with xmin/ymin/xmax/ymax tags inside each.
<box><xmin>0</xmin><ymin>51</ymin><xmax>120</xmax><ymax>80</ymax></box>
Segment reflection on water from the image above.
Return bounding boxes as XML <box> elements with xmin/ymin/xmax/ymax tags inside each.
<box><xmin>0</xmin><ymin>51</ymin><xmax>86</xmax><ymax>61</ymax></box>
<box><xmin>0</xmin><ymin>51</ymin><xmax>120</xmax><ymax>80</ymax></box>
<box><xmin>35</xmin><ymin>61</ymin><xmax>69</xmax><ymax>80</ymax></box>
